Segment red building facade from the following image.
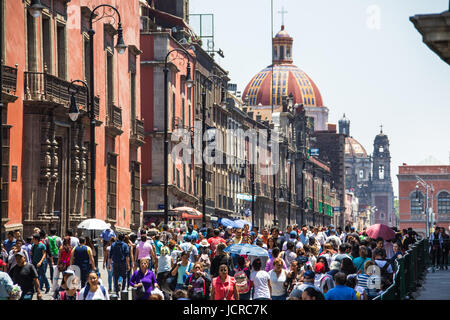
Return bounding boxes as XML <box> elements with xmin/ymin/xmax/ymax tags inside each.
<box><xmin>398</xmin><ymin>165</ymin><xmax>450</xmax><ymax>235</ymax></box>
<box><xmin>1</xmin><ymin>0</ymin><xmax>142</xmax><ymax>237</ymax></box>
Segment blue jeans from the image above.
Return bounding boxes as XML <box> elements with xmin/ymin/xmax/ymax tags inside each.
<box><xmin>272</xmin><ymin>293</ymin><xmax>287</xmax><ymax>300</ymax></box>
<box><xmin>36</xmin><ymin>260</ymin><xmax>50</xmax><ymax>291</ymax></box>
<box><xmin>107</xmin><ymin>267</ymin><xmax>113</xmax><ymax>291</ymax></box>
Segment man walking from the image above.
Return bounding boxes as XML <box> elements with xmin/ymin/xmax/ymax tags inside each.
<box><xmin>45</xmin><ymin>228</ymin><xmax>62</xmax><ymax>289</ymax></box>
<box><xmin>70</xmin><ymin>237</ymin><xmax>96</xmax><ymax>287</ymax></box>
<box><xmin>109</xmin><ymin>233</ymin><xmax>130</xmax><ymax>293</ymax></box>
<box><xmin>10</xmin><ymin>251</ymin><xmax>42</xmax><ymax>300</ymax></box>
<box><xmin>30</xmin><ymin>233</ymin><xmax>50</xmax><ymax>293</ymax></box>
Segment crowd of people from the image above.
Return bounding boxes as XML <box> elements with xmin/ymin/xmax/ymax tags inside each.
<box><xmin>0</xmin><ymin>222</ymin><xmax>449</xmax><ymax>300</ymax></box>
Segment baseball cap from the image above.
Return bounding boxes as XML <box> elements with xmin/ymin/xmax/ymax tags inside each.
<box><xmin>304</xmin><ymin>270</ymin><xmax>315</xmax><ymax>279</ymax></box>
<box><xmin>329</xmin><ymin>224</ymin><xmax>335</xmax><ymax>228</ymax></box>
<box><xmin>290</xmin><ymin>231</ymin><xmax>297</xmax><ymax>237</ymax></box>
<box><xmin>63</xmin><ymin>269</ymin><xmax>76</xmax><ymax>276</ymax></box>
<box><xmin>226</xmin><ymin>226</ymin><xmax>232</xmax><ymax>230</ymax></box>
<box><xmin>314</xmin><ymin>262</ymin><xmax>325</xmax><ymax>273</ymax></box>
<box><xmin>184</xmin><ymin>235</ymin><xmax>192</xmax><ymax>242</ymax></box>
<box><xmin>14</xmin><ymin>251</ymin><xmax>26</xmax><ymax>258</ymax></box>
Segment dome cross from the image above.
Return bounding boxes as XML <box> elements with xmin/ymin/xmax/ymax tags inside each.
<box><xmin>278</xmin><ymin>7</ymin><xmax>288</xmax><ymax>27</ymax></box>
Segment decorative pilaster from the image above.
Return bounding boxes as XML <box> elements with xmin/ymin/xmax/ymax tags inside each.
<box><xmin>38</xmin><ymin>115</ymin><xmax>53</xmax><ymax>218</ymax></box>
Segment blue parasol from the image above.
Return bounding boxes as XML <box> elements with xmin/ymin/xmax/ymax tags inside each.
<box><xmin>224</xmin><ymin>243</ymin><xmax>269</xmax><ymax>257</ymax></box>
<box><xmin>233</xmin><ymin>219</ymin><xmax>252</xmax><ymax>229</ymax></box>
<box><xmin>219</xmin><ymin>218</ymin><xmax>237</xmax><ymax>228</ymax></box>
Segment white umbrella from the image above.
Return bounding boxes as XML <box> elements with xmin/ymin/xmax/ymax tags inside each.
<box><xmin>77</xmin><ymin>218</ymin><xmax>110</xmax><ymax>231</ymax></box>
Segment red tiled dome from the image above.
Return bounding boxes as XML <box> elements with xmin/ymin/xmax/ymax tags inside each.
<box><xmin>242</xmin><ymin>64</ymin><xmax>323</xmax><ymax>107</ymax></box>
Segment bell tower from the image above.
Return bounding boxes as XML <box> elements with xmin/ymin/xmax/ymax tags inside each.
<box><xmin>370</xmin><ymin>126</ymin><xmax>395</xmax><ymax>226</ymax></box>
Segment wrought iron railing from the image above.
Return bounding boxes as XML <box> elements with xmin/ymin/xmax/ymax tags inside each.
<box><xmin>24</xmin><ymin>71</ymin><xmax>99</xmax><ymax>119</ymax></box>
<box><xmin>2</xmin><ymin>65</ymin><xmax>18</xmax><ymax>94</ymax></box>
<box><xmin>106</xmin><ymin>104</ymin><xmax>122</xmax><ymax>129</ymax></box>
<box><xmin>374</xmin><ymin>239</ymin><xmax>428</xmax><ymax>300</ymax></box>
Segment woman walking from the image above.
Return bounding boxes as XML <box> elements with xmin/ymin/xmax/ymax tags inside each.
<box><xmin>250</xmin><ymin>258</ymin><xmax>272</xmax><ymax>300</ymax></box>
<box><xmin>269</xmin><ymin>258</ymin><xmax>288</xmax><ymax>300</ymax></box>
<box><xmin>210</xmin><ymin>264</ymin><xmax>239</xmax><ymax>300</ymax></box>
<box><xmin>130</xmin><ymin>258</ymin><xmax>158</xmax><ymax>300</ymax></box>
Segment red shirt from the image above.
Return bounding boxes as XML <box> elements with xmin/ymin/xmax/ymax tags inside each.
<box><xmin>208</xmin><ymin>237</ymin><xmax>226</xmax><ymax>258</ymax></box>
<box><xmin>212</xmin><ymin>275</ymin><xmax>236</xmax><ymax>300</ymax></box>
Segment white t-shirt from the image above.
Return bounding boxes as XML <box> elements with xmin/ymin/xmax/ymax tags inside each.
<box><xmin>268</xmin><ymin>269</ymin><xmax>288</xmax><ymax>297</ymax></box>
<box><xmin>250</xmin><ymin>270</ymin><xmax>271</xmax><ymax>299</ymax></box>
<box><xmin>77</xmin><ymin>286</ymin><xmax>109</xmax><ymax>300</ymax></box>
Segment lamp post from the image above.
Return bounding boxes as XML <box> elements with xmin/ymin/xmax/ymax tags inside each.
<box><xmin>88</xmin><ymin>4</ymin><xmax>126</xmax><ymax>219</ymax></box>
<box><xmin>416</xmin><ymin>175</ymin><xmax>433</xmax><ymax>238</ymax></box>
<box><xmin>201</xmin><ymin>75</ymin><xmax>227</xmax><ymax>226</ymax></box>
<box><xmin>163</xmin><ymin>48</ymin><xmax>193</xmax><ymax>225</ymax></box>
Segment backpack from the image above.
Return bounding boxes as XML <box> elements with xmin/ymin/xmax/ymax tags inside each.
<box><xmin>47</xmin><ymin>236</ymin><xmax>59</xmax><ymax>257</ymax></box>
<box><xmin>234</xmin><ymin>268</ymin><xmax>250</xmax><ymax>294</ymax></box>
<box><xmin>83</xmin><ymin>283</ymin><xmax>107</xmax><ymax>300</ymax></box>
<box><xmin>59</xmin><ymin>290</ymin><xmax>79</xmax><ymax>300</ymax></box>
<box><xmin>111</xmin><ymin>242</ymin><xmax>126</xmax><ymax>263</ymax></box>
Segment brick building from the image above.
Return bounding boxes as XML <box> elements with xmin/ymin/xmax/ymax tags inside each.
<box><xmin>398</xmin><ymin>165</ymin><xmax>450</xmax><ymax>235</ymax></box>
<box><xmin>1</xmin><ymin>0</ymin><xmax>142</xmax><ymax>237</ymax></box>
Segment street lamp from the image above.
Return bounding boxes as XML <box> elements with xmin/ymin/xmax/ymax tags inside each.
<box><xmin>88</xmin><ymin>4</ymin><xmax>126</xmax><ymax>219</ymax></box>
<box><xmin>163</xmin><ymin>48</ymin><xmax>194</xmax><ymax>224</ymax></box>
<box><xmin>416</xmin><ymin>175</ymin><xmax>434</xmax><ymax>238</ymax></box>
<box><xmin>201</xmin><ymin>75</ymin><xmax>227</xmax><ymax>226</ymax></box>
<box><xmin>28</xmin><ymin>0</ymin><xmax>45</xmax><ymax>18</ymax></box>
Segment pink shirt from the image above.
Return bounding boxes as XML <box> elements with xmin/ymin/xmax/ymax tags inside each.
<box><xmin>137</xmin><ymin>241</ymin><xmax>153</xmax><ymax>260</ymax></box>
<box><xmin>212</xmin><ymin>276</ymin><xmax>236</xmax><ymax>300</ymax></box>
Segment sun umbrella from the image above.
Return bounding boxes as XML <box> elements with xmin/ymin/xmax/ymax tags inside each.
<box><xmin>77</xmin><ymin>218</ymin><xmax>110</xmax><ymax>231</ymax></box>
<box><xmin>224</xmin><ymin>243</ymin><xmax>269</xmax><ymax>257</ymax></box>
<box><xmin>366</xmin><ymin>223</ymin><xmax>396</xmax><ymax>241</ymax></box>
<box><xmin>233</xmin><ymin>219</ymin><xmax>252</xmax><ymax>230</ymax></box>
<box><xmin>220</xmin><ymin>218</ymin><xmax>237</xmax><ymax>228</ymax></box>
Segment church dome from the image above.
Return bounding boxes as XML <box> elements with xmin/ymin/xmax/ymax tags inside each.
<box><xmin>243</xmin><ymin>26</ymin><xmax>324</xmax><ymax>108</ymax></box>
<box><xmin>242</xmin><ymin>64</ymin><xmax>323</xmax><ymax>107</ymax></box>
<box><xmin>345</xmin><ymin>137</ymin><xmax>368</xmax><ymax>158</ymax></box>
<box><xmin>275</xmin><ymin>26</ymin><xmax>291</xmax><ymax>38</ymax></box>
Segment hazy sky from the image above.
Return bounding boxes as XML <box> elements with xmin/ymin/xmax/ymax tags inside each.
<box><xmin>189</xmin><ymin>0</ymin><xmax>450</xmax><ymax>195</ymax></box>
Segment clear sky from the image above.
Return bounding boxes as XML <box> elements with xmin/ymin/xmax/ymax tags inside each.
<box><xmin>189</xmin><ymin>0</ymin><xmax>450</xmax><ymax>196</ymax></box>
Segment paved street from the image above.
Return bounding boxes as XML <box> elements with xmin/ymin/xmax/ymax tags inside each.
<box><xmin>416</xmin><ymin>268</ymin><xmax>450</xmax><ymax>300</ymax></box>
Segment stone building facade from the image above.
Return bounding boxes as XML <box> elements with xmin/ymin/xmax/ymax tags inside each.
<box><xmin>1</xmin><ymin>0</ymin><xmax>142</xmax><ymax>237</ymax></box>
<box><xmin>398</xmin><ymin>165</ymin><xmax>450</xmax><ymax>235</ymax></box>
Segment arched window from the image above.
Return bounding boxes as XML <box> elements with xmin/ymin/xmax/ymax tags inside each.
<box><xmin>438</xmin><ymin>191</ymin><xmax>450</xmax><ymax>214</ymax></box>
<box><xmin>410</xmin><ymin>191</ymin><xmax>424</xmax><ymax>215</ymax></box>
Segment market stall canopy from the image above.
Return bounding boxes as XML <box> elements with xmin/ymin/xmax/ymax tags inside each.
<box><xmin>171</xmin><ymin>206</ymin><xmax>203</xmax><ymax>220</ymax></box>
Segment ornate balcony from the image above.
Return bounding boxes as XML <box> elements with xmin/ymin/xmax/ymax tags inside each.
<box><xmin>130</xmin><ymin>118</ymin><xmax>145</xmax><ymax>147</ymax></box>
<box><xmin>1</xmin><ymin>65</ymin><xmax>18</xmax><ymax>103</ymax></box>
<box><xmin>23</xmin><ymin>71</ymin><xmax>100</xmax><ymax>120</ymax></box>
<box><xmin>105</xmin><ymin>103</ymin><xmax>123</xmax><ymax>136</ymax></box>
